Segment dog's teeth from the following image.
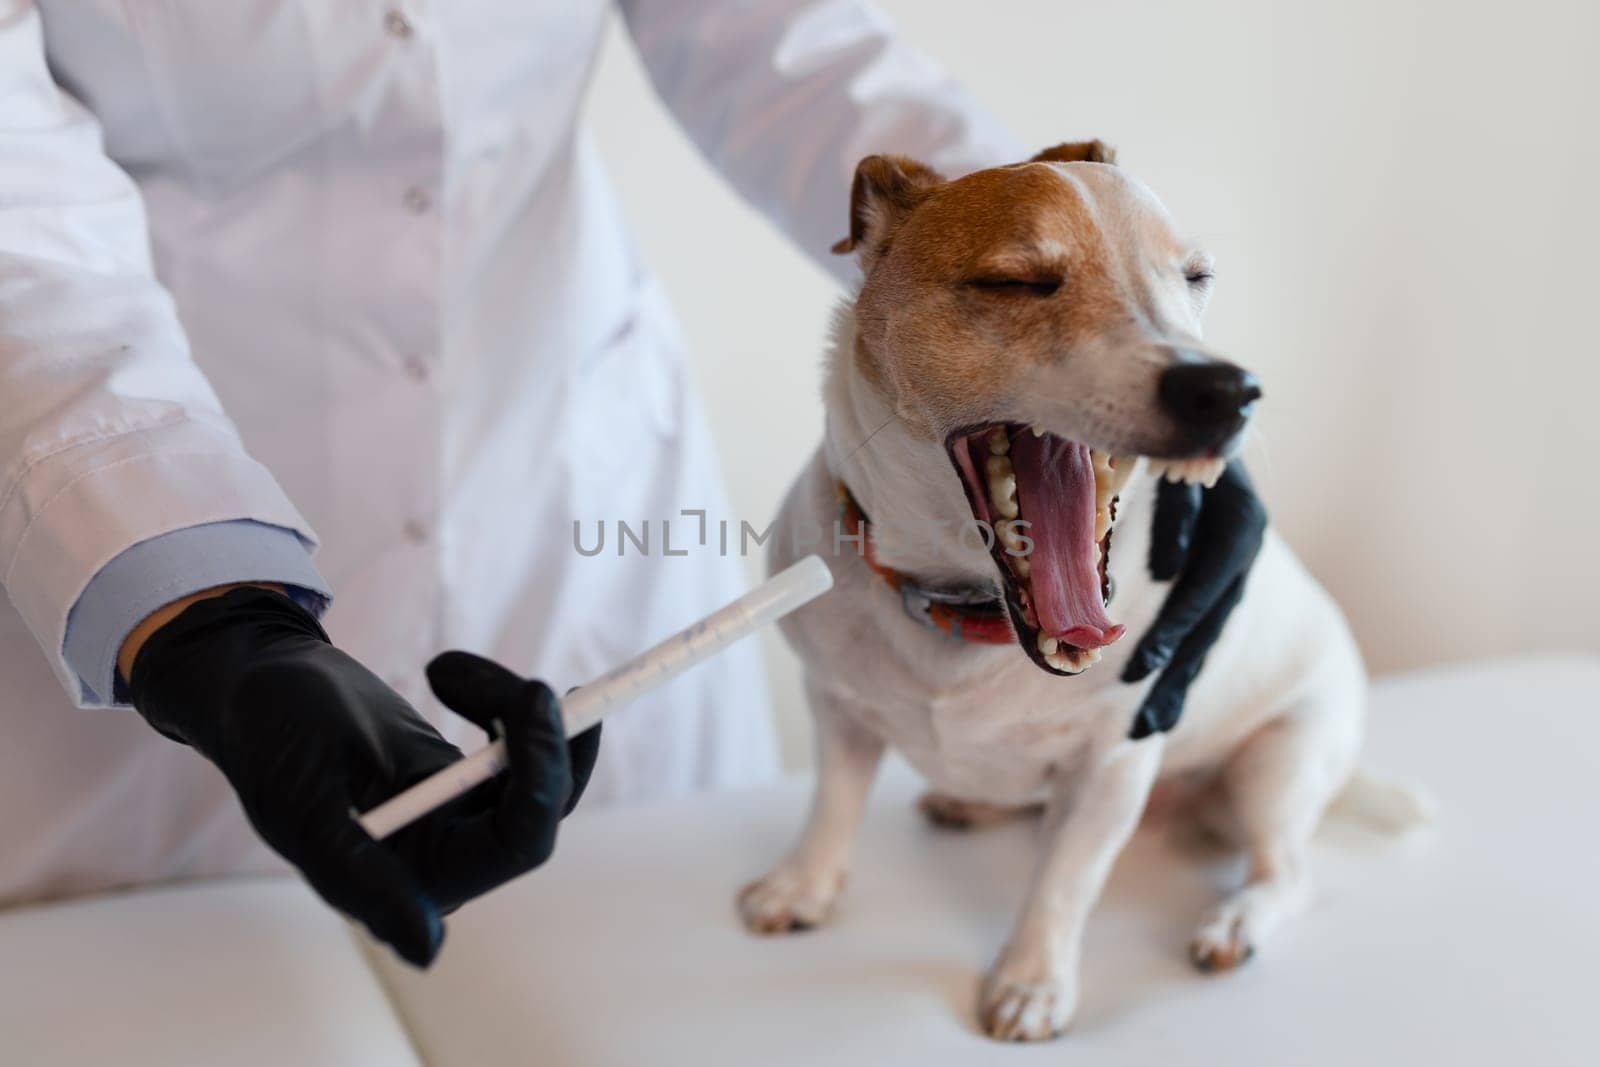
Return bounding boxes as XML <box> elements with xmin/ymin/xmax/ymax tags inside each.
<box><xmin>1031</xmin><ymin>424</ymin><xmax>1046</xmax><ymax>437</ymax></box>
<box><xmin>985</xmin><ymin>450</ymin><xmax>1021</xmax><ymax>522</ymax></box>
<box><xmin>1094</xmin><ymin>509</ymin><xmax>1112</xmax><ymax>542</ymax></box>
<box><xmin>1174</xmin><ymin>457</ymin><xmax>1221</xmax><ymax>487</ymax></box>
<box><xmin>1013</xmin><ymin>556</ymin><xmax>1029</xmax><ymax>578</ymax></box>
<box><xmin>1037</xmin><ymin>633</ymin><xmax>1059</xmax><ymax>656</ymax></box>
<box><xmin>989</xmin><ymin>475</ymin><xmax>1018</xmax><ymax>519</ymax></box>
<box><xmin>1045</xmin><ymin>649</ymin><xmax>1086</xmax><ymax>674</ymax></box>
<box><xmin>1151</xmin><ymin>456</ymin><xmax>1228</xmax><ymax>488</ymax></box>
<box><xmin>1088</xmin><ymin>450</ymin><xmax>1125</xmax><ymax>541</ymax></box>
<box><xmin>987</xmin><ymin>428</ymin><xmax>1010</xmax><ymax>455</ymax></box>
<box><xmin>1049</xmin><ymin>646</ymin><xmax>1101</xmax><ymax>673</ymax></box>
<box><xmin>997</xmin><ymin>521</ymin><xmax>1026</xmax><ymax>555</ymax></box>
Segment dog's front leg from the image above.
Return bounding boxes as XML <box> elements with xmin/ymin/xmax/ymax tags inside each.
<box><xmin>980</xmin><ymin>735</ymin><xmax>1164</xmax><ymax>1041</ymax></box>
<box><xmin>739</xmin><ymin>695</ymin><xmax>884</xmax><ymax>934</ymax></box>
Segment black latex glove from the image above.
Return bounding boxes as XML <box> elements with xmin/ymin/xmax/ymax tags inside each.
<box><xmin>126</xmin><ymin>587</ymin><xmax>600</xmax><ymax>966</ymax></box>
<box><xmin>1123</xmin><ymin>462</ymin><xmax>1267</xmax><ymax>739</ymax></box>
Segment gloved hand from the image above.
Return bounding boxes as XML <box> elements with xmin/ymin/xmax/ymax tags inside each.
<box><xmin>1123</xmin><ymin>461</ymin><xmax>1267</xmax><ymax>739</ymax></box>
<box><xmin>125</xmin><ymin>586</ymin><xmax>600</xmax><ymax>966</ymax></box>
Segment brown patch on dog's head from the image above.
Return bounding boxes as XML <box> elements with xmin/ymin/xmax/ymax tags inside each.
<box><xmin>833</xmin><ymin>142</ymin><xmax>1224</xmax><ymax>457</ymax></box>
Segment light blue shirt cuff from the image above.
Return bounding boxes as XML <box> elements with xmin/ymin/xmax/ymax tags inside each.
<box><xmin>64</xmin><ymin>520</ymin><xmax>333</xmax><ymax>707</ymax></box>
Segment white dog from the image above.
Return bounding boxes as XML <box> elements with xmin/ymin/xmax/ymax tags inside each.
<box><xmin>741</xmin><ymin>142</ymin><xmax>1425</xmax><ymax>1041</ymax></box>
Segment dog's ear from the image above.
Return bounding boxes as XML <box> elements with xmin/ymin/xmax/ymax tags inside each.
<box><xmin>831</xmin><ymin>155</ymin><xmax>945</xmax><ymax>258</ymax></box>
<box><xmin>1031</xmin><ymin>140</ymin><xmax>1118</xmax><ymax>166</ymax></box>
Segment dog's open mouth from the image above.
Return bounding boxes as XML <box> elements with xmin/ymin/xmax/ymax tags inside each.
<box><xmin>947</xmin><ymin>424</ymin><xmax>1222</xmax><ymax>677</ymax></box>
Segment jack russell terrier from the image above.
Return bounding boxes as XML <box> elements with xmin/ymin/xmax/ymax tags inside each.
<box><xmin>741</xmin><ymin>141</ymin><xmax>1427</xmax><ymax>1041</ymax></box>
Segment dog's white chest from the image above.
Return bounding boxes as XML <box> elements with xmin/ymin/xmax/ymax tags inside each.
<box><xmin>819</xmin><ymin>646</ymin><xmax>1133</xmax><ymax>804</ymax></box>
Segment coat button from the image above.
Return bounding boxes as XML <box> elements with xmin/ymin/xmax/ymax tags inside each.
<box><xmin>384</xmin><ymin>10</ymin><xmax>414</xmax><ymax>39</ymax></box>
<box><xmin>402</xmin><ymin>186</ymin><xmax>432</xmax><ymax>214</ymax></box>
<box><xmin>403</xmin><ymin>518</ymin><xmax>431</xmax><ymax>544</ymax></box>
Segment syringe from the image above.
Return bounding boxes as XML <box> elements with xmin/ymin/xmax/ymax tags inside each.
<box><xmin>357</xmin><ymin>554</ymin><xmax>834</xmax><ymax>840</ymax></box>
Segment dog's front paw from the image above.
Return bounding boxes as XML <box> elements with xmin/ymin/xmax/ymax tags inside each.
<box><xmin>1189</xmin><ymin>901</ymin><xmax>1260</xmax><ymax>973</ymax></box>
<box><xmin>737</xmin><ymin>864</ymin><xmax>845</xmax><ymax>935</ymax></box>
<box><xmin>979</xmin><ymin>952</ymin><xmax>1078</xmax><ymax>1041</ymax></box>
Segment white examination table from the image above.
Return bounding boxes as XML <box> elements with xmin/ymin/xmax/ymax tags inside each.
<box><xmin>3</xmin><ymin>656</ymin><xmax>1596</xmax><ymax>1065</ymax></box>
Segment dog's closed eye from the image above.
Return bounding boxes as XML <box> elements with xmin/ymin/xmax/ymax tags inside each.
<box><xmin>1183</xmin><ymin>253</ymin><xmax>1216</xmax><ymax>288</ymax></box>
<box><xmin>966</xmin><ymin>275</ymin><xmax>1063</xmax><ymax>297</ymax></box>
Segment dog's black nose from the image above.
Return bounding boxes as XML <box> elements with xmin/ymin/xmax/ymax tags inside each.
<box><xmin>1159</xmin><ymin>358</ymin><xmax>1262</xmax><ymax>447</ymax></box>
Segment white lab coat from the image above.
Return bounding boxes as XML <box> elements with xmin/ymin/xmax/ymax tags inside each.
<box><xmin>0</xmin><ymin>0</ymin><xmax>1019</xmax><ymax>906</ymax></box>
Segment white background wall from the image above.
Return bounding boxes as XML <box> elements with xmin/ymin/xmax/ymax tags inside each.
<box><xmin>587</xmin><ymin>0</ymin><xmax>1600</xmax><ymax>766</ymax></box>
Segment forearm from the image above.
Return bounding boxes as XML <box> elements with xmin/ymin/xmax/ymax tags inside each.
<box><xmin>61</xmin><ymin>520</ymin><xmax>332</xmax><ymax>705</ymax></box>
<box><xmin>116</xmin><ymin>581</ymin><xmax>286</xmax><ymax>686</ymax></box>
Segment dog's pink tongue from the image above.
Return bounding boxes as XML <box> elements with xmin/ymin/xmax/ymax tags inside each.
<box><xmin>1010</xmin><ymin>433</ymin><xmax>1125</xmax><ymax>649</ymax></box>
